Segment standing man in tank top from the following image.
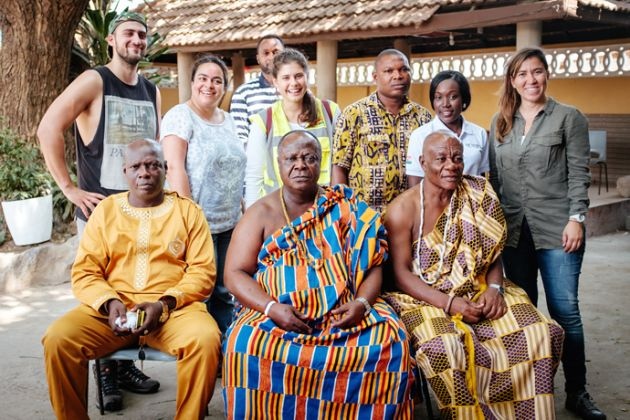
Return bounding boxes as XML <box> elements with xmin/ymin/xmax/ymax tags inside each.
<box><xmin>37</xmin><ymin>11</ymin><xmax>161</xmax><ymax>413</ymax></box>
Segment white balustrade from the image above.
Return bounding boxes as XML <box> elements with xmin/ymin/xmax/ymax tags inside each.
<box><xmin>147</xmin><ymin>44</ymin><xmax>630</xmax><ymax>88</ymax></box>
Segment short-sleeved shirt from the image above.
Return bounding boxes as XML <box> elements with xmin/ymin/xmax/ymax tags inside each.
<box><xmin>406</xmin><ymin>116</ymin><xmax>489</xmax><ymax>177</ymax></box>
<box><xmin>160</xmin><ymin>104</ymin><xmax>246</xmax><ymax>234</ymax></box>
<box><xmin>332</xmin><ymin>92</ymin><xmax>431</xmax><ymax>213</ymax></box>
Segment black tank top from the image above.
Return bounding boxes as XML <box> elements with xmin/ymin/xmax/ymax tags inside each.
<box><xmin>75</xmin><ymin>66</ymin><xmax>158</xmax><ymax>220</ymax></box>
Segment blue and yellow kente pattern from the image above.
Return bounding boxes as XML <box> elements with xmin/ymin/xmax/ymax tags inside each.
<box><xmin>223</xmin><ymin>185</ymin><xmax>413</xmax><ymax>419</ymax></box>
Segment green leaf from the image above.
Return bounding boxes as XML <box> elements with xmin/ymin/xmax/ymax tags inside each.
<box><xmin>73</xmin><ymin>2</ymin><xmax>167</xmax><ymax>68</ymax></box>
<box><xmin>0</xmin><ymin>117</ymin><xmax>51</xmax><ymax>201</ymax></box>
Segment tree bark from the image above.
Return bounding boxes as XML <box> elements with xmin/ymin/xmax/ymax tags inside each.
<box><xmin>0</xmin><ymin>0</ymin><xmax>89</xmax><ymax>145</ymax></box>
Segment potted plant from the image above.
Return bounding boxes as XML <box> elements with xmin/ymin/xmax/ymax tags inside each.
<box><xmin>0</xmin><ymin>118</ymin><xmax>53</xmax><ymax>246</ymax></box>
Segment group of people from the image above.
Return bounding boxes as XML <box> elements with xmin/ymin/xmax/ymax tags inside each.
<box><xmin>38</xmin><ymin>10</ymin><xmax>605</xmax><ymax>420</ymax></box>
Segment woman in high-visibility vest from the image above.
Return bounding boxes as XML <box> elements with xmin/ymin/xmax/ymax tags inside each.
<box><xmin>244</xmin><ymin>48</ymin><xmax>340</xmax><ymax>208</ymax></box>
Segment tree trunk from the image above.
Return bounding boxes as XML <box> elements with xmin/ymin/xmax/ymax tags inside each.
<box><xmin>0</xmin><ymin>0</ymin><xmax>89</xmax><ymax>148</ymax></box>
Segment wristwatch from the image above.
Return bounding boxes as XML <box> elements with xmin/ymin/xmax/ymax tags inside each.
<box><xmin>158</xmin><ymin>300</ymin><xmax>170</xmax><ymax>323</ymax></box>
<box><xmin>569</xmin><ymin>214</ymin><xmax>586</xmax><ymax>223</ymax></box>
<box><xmin>489</xmin><ymin>283</ymin><xmax>505</xmax><ymax>295</ymax></box>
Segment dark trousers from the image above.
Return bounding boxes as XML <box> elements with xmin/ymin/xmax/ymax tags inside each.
<box><xmin>206</xmin><ymin>229</ymin><xmax>235</xmax><ymax>336</ymax></box>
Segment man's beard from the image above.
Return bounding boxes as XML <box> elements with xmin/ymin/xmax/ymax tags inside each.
<box><xmin>116</xmin><ymin>46</ymin><xmax>144</xmax><ymax>66</ymax></box>
<box><xmin>260</xmin><ymin>63</ymin><xmax>273</xmax><ymax>76</ymax></box>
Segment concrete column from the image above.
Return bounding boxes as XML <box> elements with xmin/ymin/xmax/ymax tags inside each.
<box><xmin>393</xmin><ymin>38</ymin><xmax>411</xmax><ymax>60</ymax></box>
<box><xmin>316</xmin><ymin>40</ymin><xmax>338</xmax><ymax>101</ymax></box>
<box><xmin>231</xmin><ymin>51</ymin><xmax>245</xmax><ymax>91</ymax></box>
<box><xmin>516</xmin><ymin>21</ymin><xmax>542</xmax><ymax>49</ymax></box>
<box><xmin>177</xmin><ymin>52</ymin><xmax>194</xmax><ymax>102</ymax></box>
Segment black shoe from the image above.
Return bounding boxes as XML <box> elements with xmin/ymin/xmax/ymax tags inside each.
<box><xmin>566</xmin><ymin>390</ymin><xmax>606</xmax><ymax>420</ymax></box>
<box><xmin>93</xmin><ymin>360</ymin><xmax>123</xmax><ymax>411</ymax></box>
<box><xmin>117</xmin><ymin>360</ymin><xmax>160</xmax><ymax>394</ymax></box>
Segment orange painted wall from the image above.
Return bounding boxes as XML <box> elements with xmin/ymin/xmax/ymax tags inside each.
<box><xmin>545</xmin><ymin>77</ymin><xmax>630</xmax><ymax>115</ymax></box>
<box><xmin>160</xmin><ymin>88</ymin><xmax>179</xmax><ymax>117</ymax></box>
<box><xmin>160</xmin><ymin>76</ymin><xmax>630</xmax><ymax>129</ymax></box>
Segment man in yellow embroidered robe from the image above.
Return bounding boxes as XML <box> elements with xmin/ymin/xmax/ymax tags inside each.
<box><xmin>42</xmin><ymin>139</ymin><xmax>221</xmax><ymax>420</ymax></box>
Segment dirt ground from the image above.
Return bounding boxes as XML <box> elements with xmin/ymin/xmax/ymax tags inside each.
<box><xmin>1</xmin><ymin>231</ymin><xmax>628</xmax><ymax>419</ymax></box>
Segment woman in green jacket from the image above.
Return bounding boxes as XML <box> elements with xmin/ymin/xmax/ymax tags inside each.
<box><xmin>489</xmin><ymin>47</ymin><xmax>605</xmax><ymax>420</ymax></box>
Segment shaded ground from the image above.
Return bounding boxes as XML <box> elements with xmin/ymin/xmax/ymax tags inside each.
<box><xmin>0</xmin><ymin>232</ymin><xmax>628</xmax><ymax>419</ymax></box>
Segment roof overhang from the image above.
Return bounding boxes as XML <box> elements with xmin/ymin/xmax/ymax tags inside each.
<box><xmin>141</xmin><ymin>0</ymin><xmax>630</xmax><ymax>53</ymax></box>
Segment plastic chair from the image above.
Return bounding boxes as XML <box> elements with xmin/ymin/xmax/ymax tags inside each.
<box><xmin>93</xmin><ymin>346</ymin><xmax>176</xmax><ymax>416</ymax></box>
<box><xmin>589</xmin><ymin>130</ymin><xmax>608</xmax><ymax>194</ymax></box>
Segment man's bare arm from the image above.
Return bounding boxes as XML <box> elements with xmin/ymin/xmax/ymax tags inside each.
<box><xmin>155</xmin><ymin>87</ymin><xmax>162</xmax><ymax>137</ymax></box>
<box><xmin>37</xmin><ymin>70</ymin><xmax>106</xmax><ymax>218</ymax></box>
<box><xmin>224</xmin><ymin>201</ymin><xmax>313</xmax><ymax>333</ymax></box>
<box><xmin>331</xmin><ymin>164</ymin><xmax>348</xmax><ymax>186</ymax></box>
<box><xmin>224</xmin><ymin>204</ymin><xmax>269</xmax><ymax>312</ymax></box>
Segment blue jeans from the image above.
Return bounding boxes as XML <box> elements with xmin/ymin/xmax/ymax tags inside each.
<box><xmin>206</xmin><ymin>229</ymin><xmax>235</xmax><ymax>336</ymax></box>
<box><xmin>503</xmin><ymin>219</ymin><xmax>586</xmax><ymax>393</ymax></box>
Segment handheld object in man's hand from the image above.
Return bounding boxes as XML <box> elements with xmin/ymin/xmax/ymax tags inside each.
<box><xmin>115</xmin><ymin>310</ymin><xmax>145</xmax><ymax>329</ymax></box>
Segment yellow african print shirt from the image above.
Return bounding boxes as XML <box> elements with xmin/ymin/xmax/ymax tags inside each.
<box><xmin>72</xmin><ymin>191</ymin><xmax>216</xmax><ymax>313</ymax></box>
<box><xmin>333</xmin><ymin>92</ymin><xmax>431</xmax><ymax>213</ymax></box>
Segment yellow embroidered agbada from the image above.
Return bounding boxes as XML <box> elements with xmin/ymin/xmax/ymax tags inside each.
<box><xmin>43</xmin><ymin>191</ymin><xmax>221</xmax><ymax>420</ymax></box>
<box><xmin>72</xmin><ymin>192</ymin><xmax>216</xmax><ymax>310</ymax></box>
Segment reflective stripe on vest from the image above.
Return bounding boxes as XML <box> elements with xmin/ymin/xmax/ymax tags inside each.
<box><xmin>255</xmin><ymin>100</ymin><xmax>335</xmax><ymax>199</ymax></box>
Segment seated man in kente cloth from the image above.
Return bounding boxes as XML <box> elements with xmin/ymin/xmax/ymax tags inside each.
<box><xmin>42</xmin><ymin>139</ymin><xmax>221</xmax><ymax>419</ymax></box>
<box><xmin>384</xmin><ymin>131</ymin><xmax>564</xmax><ymax>419</ymax></box>
<box><xmin>222</xmin><ymin>130</ymin><xmax>414</xmax><ymax>419</ymax></box>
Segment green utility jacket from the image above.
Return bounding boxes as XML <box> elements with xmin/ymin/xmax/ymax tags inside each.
<box><xmin>489</xmin><ymin>98</ymin><xmax>591</xmax><ymax>249</ymax></box>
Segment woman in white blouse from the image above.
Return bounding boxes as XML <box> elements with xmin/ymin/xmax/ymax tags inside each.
<box><xmin>160</xmin><ymin>54</ymin><xmax>246</xmax><ymax>335</ymax></box>
<box><xmin>407</xmin><ymin>70</ymin><xmax>489</xmax><ymax>187</ymax></box>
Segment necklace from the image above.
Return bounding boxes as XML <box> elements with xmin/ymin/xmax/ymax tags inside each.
<box><xmin>412</xmin><ymin>180</ymin><xmax>455</xmax><ymax>285</ymax></box>
<box><xmin>280</xmin><ymin>186</ymin><xmax>325</xmax><ymax>270</ymax></box>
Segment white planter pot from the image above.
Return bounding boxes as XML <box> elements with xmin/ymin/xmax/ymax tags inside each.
<box><xmin>1</xmin><ymin>194</ymin><xmax>53</xmax><ymax>246</ymax></box>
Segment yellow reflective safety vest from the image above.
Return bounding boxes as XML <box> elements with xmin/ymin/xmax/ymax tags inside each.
<box><xmin>250</xmin><ymin>98</ymin><xmax>339</xmax><ymax>199</ymax></box>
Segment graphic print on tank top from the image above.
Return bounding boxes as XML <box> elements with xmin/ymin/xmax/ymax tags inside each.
<box><xmin>100</xmin><ymin>95</ymin><xmax>157</xmax><ymax>190</ymax></box>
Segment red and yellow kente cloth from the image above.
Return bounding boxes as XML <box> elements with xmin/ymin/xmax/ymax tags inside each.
<box><xmin>222</xmin><ymin>185</ymin><xmax>414</xmax><ymax>419</ymax></box>
<box><xmin>385</xmin><ymin>177</ymin><xmax>564</xmax><ymax>419</ymax></box>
